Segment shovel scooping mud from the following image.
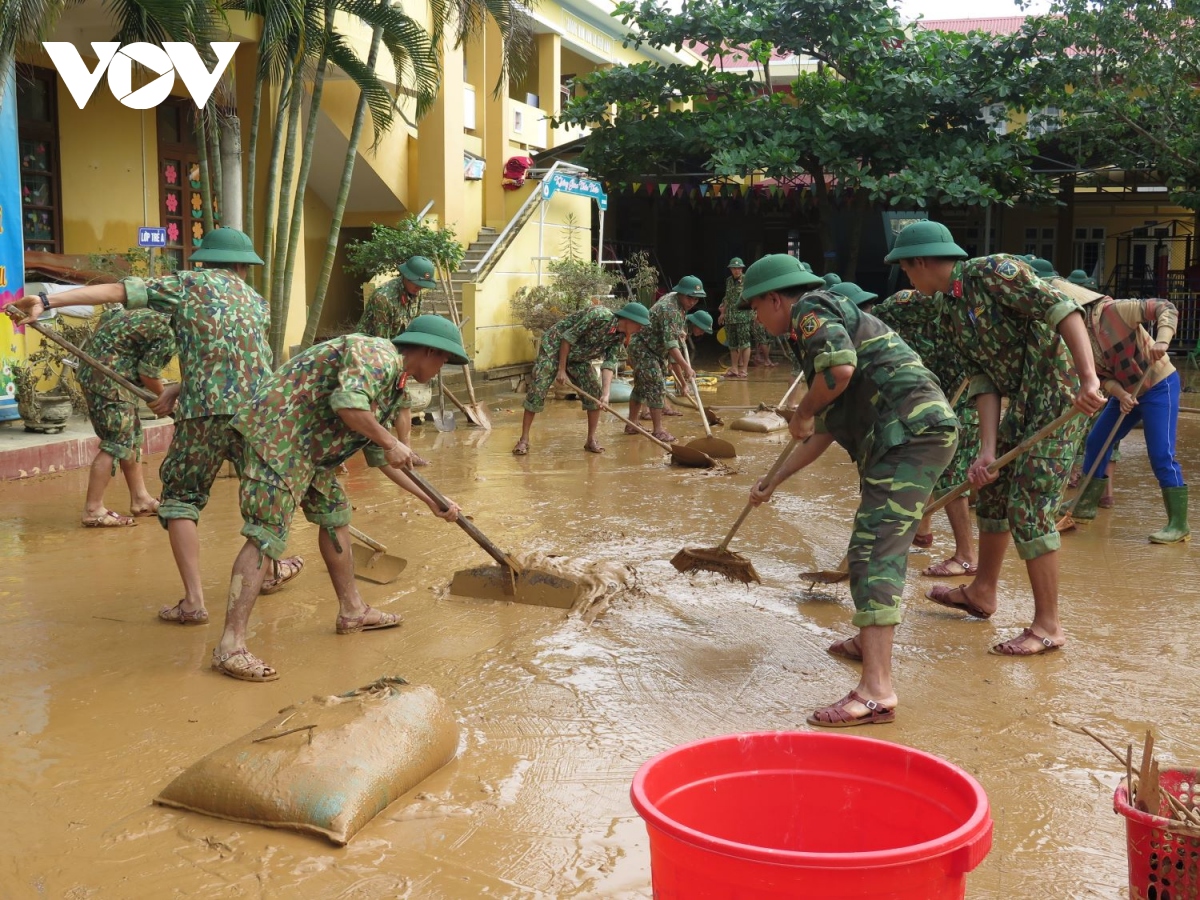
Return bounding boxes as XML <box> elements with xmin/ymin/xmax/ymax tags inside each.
<box><xmin>405</xmin><ymin>470</ymin><xmax>583</xmax><ymax>608</ymax></box>
<box><xmin>348</xmin><ymin>526</ymin><xmax>407</xmax><ymax>584</ymax></box>
<box><xmin>567</xmin><ymin>382</ymin><xmax>716</xmax><ymax>469</ymax></box>
<box><xmin>680</xmin><ymin>344</ymin><xmax>735</xmax><ymax>459</ymax></box>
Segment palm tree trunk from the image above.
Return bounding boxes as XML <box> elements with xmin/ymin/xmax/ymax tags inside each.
<box><xmin>268</xmin><ymin>53</ymin><xmax>308</xmax><ymax>361</ymax></box>
<box><xmin>302</xmin><ymin>16</ymin><xmax>384</xmax><ymax>348</ymax></box>
<box><xmin>279</xmin><ymin>1</ymin><xmax>334</xmax><ymax>353</ymax></box>
<box><xmin>260</xmin><ymin>56</ymin><xmax>296</xmax><ymax>320</ymax></box>
<box><xmin>244</xmin><ymin>73</ymin><xmax>264</xmax><ymax>281</ymax></box>
<box><xmin>194</xmin><ymin>110</ymin><xmax>215</xmax><ymax>235</ymax></box>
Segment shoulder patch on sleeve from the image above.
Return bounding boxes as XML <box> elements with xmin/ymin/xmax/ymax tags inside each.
<box><xmin>798</xmin><ymin>311</ymin><xmax>821</xmax><ymax>338</ymax></box>
<box><xmin>989</xmin><ymin>257</ymin><xmax>1021</xmax><ymax>281</ymax></box>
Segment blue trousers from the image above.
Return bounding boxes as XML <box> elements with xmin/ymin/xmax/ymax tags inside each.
<box><xmin>1081</xmin><ymin>370</ymin><xmax>1184</xmax><ymax>488</ymax></box>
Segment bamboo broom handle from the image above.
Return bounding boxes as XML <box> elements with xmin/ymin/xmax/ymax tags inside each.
<box><xmin>718</xmin><ymin>438</ymin><xmax>801</xmax><ymax>551</ymax></box>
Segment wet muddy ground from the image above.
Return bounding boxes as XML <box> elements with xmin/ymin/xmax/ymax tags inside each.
<box><xmin>2</xmin><ymin>368</ymin><xmax>1198</xmax><ymax>898</ymax></box>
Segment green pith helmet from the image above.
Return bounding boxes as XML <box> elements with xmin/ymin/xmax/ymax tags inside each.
<box><xmin>822</xmin><ymin>273</ymin><xmax>842</xmax><ymax>288</ymax></box>
<box><xmin>615</xmin><ymin>301</ymin><xmax>651</xmax><ymax>326</ymax></box>
<box><xmin>829</xmin><ymin>281</ymin><xmax>879</xmax><ymax>308</ymax></box>
<box><xmin>189</xmin><ymin>227</ymin><xmax>265</xmax><ymax>266</ymax></box>
<box><xmin>392</xmin><ymin>314</ymin><xmax>469</xmax><ymax>365</ymax></box>
<box><xmin>672</xmin><ymin>275</ymin><xmax>706</xmax><ymax>298</ymax></box>
<box><xmin>738</xmin><ymin>254</ymin><xmax>824</xmax><ymax>307</ymax></box>
<box><xmin>883</xmin><ymin>221</ymin><xmax>968</xmax><ymax>263</ymax></box>
<box><xmin>1029</xmin><ymin>257</ymin><xmax>1058</xmax><ymax>279</ymax></box>
<box><xmin>799</xmin><ymin>261</ymin><xmax>814</xmax><ymax>273</ymax></box>
<box><xmin>686</xmin><ymin>309</ymin><xmax>714</xmax><ymax>334</ymax></box>
<box><xmin>398</xmin><ymin>255</ymin><xmax>438</xmax><ymax>289</ymax></box>
<box><xmin>728</xmin><ymin>257</ymin><xmax>745</xmax><ymax>269</ymax></box>
<box><xmin>1067</xmin><ymin>269</ymin><xmax>1099</xmax><ymax>289</ymax></box>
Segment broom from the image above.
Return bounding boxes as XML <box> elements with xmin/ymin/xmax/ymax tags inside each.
<box><xmin>802</xmin><ymin>403</ymin><xmax>1084</xmax><ymax>584</ymax></box>
<box><xmin>1057</xmin><ymin>366</ymin><xmax>1153</xmax><ymax>532</ymax></box>
<box><xmin>671</xmin><ymin>438</ymin><xmax>800</xmax><ymax>583</ymax></box>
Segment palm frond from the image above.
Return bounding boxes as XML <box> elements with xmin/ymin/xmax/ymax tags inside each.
<box><xmin>0</xmin><ymin>0</ymin><xmax>77</xmax><ymax>85</ymax></box>
<box><xmin>324</xmin><ymin>33</ymin><xmax>400</xmax><ymax>140</ymax></box>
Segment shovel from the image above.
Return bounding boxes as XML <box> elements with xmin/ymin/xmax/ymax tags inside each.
<box><xmin>432</xmin><ymin>375</ymin><xmax>456</xmax><ymax>432</ymax></box>
<box><xmin>567</xmin><ymin>382</ymin><xmax>716</xmax><ymax>468</ymax></box>
<box><xmin>436</xmin><ymin>265</ymin><xmax>491</xmax><ymax>430</ymax></box>
<box><xmin>348</xmin><ymin>526</ymin><xmax>407</xmax><ymax>584</ymax></box>
<box><xmin>681</xmin><ymin>344</ymin><xmax>735</xmax><ymax>458</ymax></box>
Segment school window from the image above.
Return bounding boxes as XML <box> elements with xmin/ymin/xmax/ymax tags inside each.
<box><xmin>1027</xmin><ymin>106</ymin><xmax>1061</xmax><ymax>136</ymax></box>
<box><xmin>16</xmin><ymin>65</ymin><xmax>63</xmax><ymax>254</ymax></box>
<box><xmin>1023</xmin><ymin>227</ymin><xmax>1055</xmax><ymax>260</ymax></box>
<box><xmin>1073</xmin><ymin>227</ymin><xmax>1105</xmax><ymax>279</ymax></box>
<box><xmin>980</xmin><ymin>104</ymin><xmax>1007</xmax><ymax>136</ymax></box>
<box><xmin>961</xmin><ymin>226</ymin><xmax>997</xmax><ymax>258</ymax></box>
<box><xmin>157</xmin><ymin>99</ymin><xmax>219</xmax><ymax>270</ymax></box>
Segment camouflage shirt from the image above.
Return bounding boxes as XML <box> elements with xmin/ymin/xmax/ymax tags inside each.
<box><xmin>934</xmin><ymin>255</ymin><xmax>1081</xmax><ymax>403</ymax></box>
<box><xmin>542</xmin><ymin>305</ymin><xmax>628</xmax><ymax>372</ymax></box>
<box><xmin>632</xmin><ymin>292</ymin><xmax>687</xmax><ymax>358</ymax></box>
<box><xmin>872</xmin><ymin>289</ymin><xmax>968</xmax><ymax>397</ymax></box>
<box><xmin>231</xmin><ymin>335</ymin><xmax>408</xmax><ymax>493</ymax></box>
<box><xmin>124</xmin><ymin>270</ymin><xmax>272</xmax><ymax>421</ymax></box>
<box><xmin>787</xmin><ymin>290</ymin><xmax>957</xmax><ymax>473</ymax></box>
<box><xmin>722</xmin><ymin>276</ymin><xmax>754</xmax><ymax>324</ymax></box>
<box><xmin>79</xmin><ymin>308</ymin><xmax>176</xmax><ymax>403</ymax></box>
<box><xmin>358</xmin><ymin>278</ymin><xmax>422</xmax><ymax>340</ymax></box>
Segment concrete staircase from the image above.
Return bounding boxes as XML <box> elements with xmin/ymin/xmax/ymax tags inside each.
<box><xmin>424</xmin><ymin>226</ymin><xmax>498</xmax><ymax>322</ymax></box>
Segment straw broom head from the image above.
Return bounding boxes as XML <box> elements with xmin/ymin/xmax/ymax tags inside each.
<box><xmin>670</xmin><ymin>547</ymin><xmax>761</xmax><ymax>584</ymax></box>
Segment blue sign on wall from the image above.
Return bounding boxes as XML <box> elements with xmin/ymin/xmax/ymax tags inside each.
<box><xmin>541</xmin><ymin>173</ymin><xmax>608</xmax><ymax>211</ymax></box>
<box><xmin>138</xmin><ymin>227</ymin><xmax>168</xmax><ymax>248</ymax></box>
<box><xmin>0</xmin><ymin>65</ymin><xmax>25</xmax><ymax>422</ymax></box>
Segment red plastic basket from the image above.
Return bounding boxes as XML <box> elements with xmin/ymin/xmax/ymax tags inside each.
<box><xmin>1114</xmin><ymin>768</ymin><xmax>1200</xmax><ymax>900</ymax></box>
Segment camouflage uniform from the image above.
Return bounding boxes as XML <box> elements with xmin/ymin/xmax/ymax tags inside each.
<box><xmin>125</xmin><ymin>270</ymin><xmax>272</xmax><ymax>524</ymax></box>
<box><xmin>79</xmin><ymin>308</ymin><xmax>175</xmax><ymax>471</ymax></box>
<box><xmin>787</xmin><ymin>291</ymin><xmax>957</xmax><ymax>627</ymax></box>
<box><xmin>523</xmin><ymin>306</ymin><xmax>629</xmax><ymax>413</ymax></box>
<box><xmin>751</xmin><ymin>319</ymin><xmax>771</xmax><ymax>348</ymax></box>
<box><xmin>873</xmin><ymin>289</ymin><xmax>979</xmax><ymax>496</ymax></box>
<box><xmin>231</xmin><ymin>335</ymin><xmax>409</xmax><ymax>559</ymax></box>
<box><xmin>934</xmin><ymin>255</ymin><xmax>1085</xmax><ymax>559</ymax></box>
<box><xmin>357</xmin><ymin>278</ymin><xmax>423</xmax><ymax>410</ymax></box>
<box><xmin>629</xmin><ymin>293</ymin><xmax>687</xmax><ymax>408</ymax></box>
<box><xmin>722</xmin><ymin>276</ymin><xmax>753</xmax><ymax>349</ymax></box>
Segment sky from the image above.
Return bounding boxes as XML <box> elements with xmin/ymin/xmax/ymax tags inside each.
<box><xmin>895</xmin><ymin>0</ymin><xmax>1051</xmax><ymax>19</ymax></box>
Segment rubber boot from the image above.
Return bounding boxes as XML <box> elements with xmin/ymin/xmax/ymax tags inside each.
<box><xmin>1149</xmin><ymin>485</ymin><xmax>1190</xmax><ymax>544</ymax></box>
<box><xmin>1067</xmin><ymin>477</ymin><xmax>1107</xmax><ymax>521</ymax></box>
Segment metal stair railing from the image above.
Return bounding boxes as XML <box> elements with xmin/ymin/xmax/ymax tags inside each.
<box><xmin>469</xmin><ymin>160</ymin><xmax>590</xmax><ymax>283</ymax></box>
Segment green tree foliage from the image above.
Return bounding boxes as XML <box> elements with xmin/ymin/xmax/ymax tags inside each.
<box><xmin>559</xmin><ymin>0</ymin><xmax>1056</xmax><ymax>274</ymax></box>
<box><xmin>1027</xmin><ymin>0</ymin><xmax>1200</xmax><ymax>211</ymax></box>
<box><xmin>345</xmin><ymin>217</ymin><xmax>466</xmax><ymax>281</ymax></box>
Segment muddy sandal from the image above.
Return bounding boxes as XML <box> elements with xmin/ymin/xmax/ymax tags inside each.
<box><xmin>623</xmin><ymin>424</ymin><xmax>640</xmax><ymax>436</ymax></box>
<box><xmin>131</xmin><ymin>500</ymin><xmax>160</xmax><ymax>518</ymax></box>
<box><xmin>926</xmin><ymin>584</ymin><xmax>993</xmax><ymax>619</ymax></box>
<box><xmin>989</xmin><ymin>627</ymin><xmax>1064</xmax><ymax>657</ymax></box>
<box><xmin>582</xmin><ymin>439</ymin><xmax>605</xmax><ymax>454</ymax></box>
<box><xmin>82</xmin><ymin>510</ymin><xmax>136</xmax><ymax>528</ymax></box>
<box><xmin>512</xmin><ymin>438</ymin><xmax>530</xmax><ymax>456</ymax></box>
<box><xmin>911</xmin><ymin>532</ymin><xmax>933</xmax><ymax>549</ymax></box>
<box><xmin>211</xmin><ymin>648</ymin><xmax>278</xmax><ymax>682</ymax></box>
<box><xmin>806</xmin><ymin>691</ymin><xmax>895</xmax><ymax>728</ymax></box>
<box><xmin>336</xmin><ymin>606</ymin><xmax>402</xmax><ymax>634</ymax></box>
<box><xmin>921</xmin><ymin>556</ymin><xmax>977</xmax><ymax>577</ymax></box>
<box><xmin>651</xmin><ymin>430</ymin><xmax>677</xmax><ymax>443</ymax></box>
<box><xmin>826</xmin><ymin>636</ymin><xmax>862</xmax><ymax>662</ymax></box>
<box><xmin>260</xmin><ymin>556</ymin><xmax>305</xmax><ymax>595</ymax></box>
<box><xmin>158</xmin><ymin>601</ymin><xmax>209</xmax><ymax>625</ymax></box>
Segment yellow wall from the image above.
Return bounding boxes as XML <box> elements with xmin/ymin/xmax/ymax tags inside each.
<box><xmin>465</xmin><ymin>186</ymin><xmax>593</xmax><ymax>370</ymax></box>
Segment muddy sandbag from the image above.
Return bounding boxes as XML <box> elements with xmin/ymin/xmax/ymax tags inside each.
<box><xmin>730</xmin><ymin>410</ymin><xmax>789</xmax><ymax>433</ymax></box>
<box><xmin>155</xmin><ymin>677</ymin><xmax>458</xmax><ymax>845</ymax></box>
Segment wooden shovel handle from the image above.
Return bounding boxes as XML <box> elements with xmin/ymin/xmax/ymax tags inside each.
<box><xmin>948</xmin><ymin>377</ymin><xmax>970</xmax><ymax>408</ymax></box>
<box><xmin>348</xmin><ymin>525</ymin><xmax>386</xmax><ymax>553</ymax></box>
<box><xmin>21</xmin><ymin>316</ymin><xmax>158</xmax><ymax>403</ymax></box>
<box><xmin>927</xmin><ymin>406</ymin><xmax>1081</xmax><ymax>517</ymax></box>
<box><xmin>442</xmin><ymin>383</ymin><xmax>473</xmax><ymax>418</ymax></box>
<box><xmin>405</xmin><ymin>469</ymin><xmax>522</xmax><ymax>576</ymax></box>
<box><xmin>777</xmin><ymin>372</ymin><xmax>805</xmax><ymax>410</ymax></box>
<box><xmin>719</xmin><ymin>438</ymin><xmax>801</xmax><ymax>551</ymax></box>
<box><xmin>568</xmin><ymin>382</ymin><xmax>674</xmax><ymax>452</ymax></box>
<box><xmin>1065</xmin><ymin>367</ymin><xmax>1153</xmax><ymax>516</ymax></box>
<box><xmin>680</xmin><ymin>344</ymin><xmax>714</xmax><ymax>439</ymax></box>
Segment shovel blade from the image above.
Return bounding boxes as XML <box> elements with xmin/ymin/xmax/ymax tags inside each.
<box><xmin>433</xmin><ymin>411</ymin><xmax>457</xmax><ymax>432</ymax></box>
<box><xmin>464</xmin><ymin>403</ymin><xmax>492</xmax><ymax>430</ymax></box>
<box><xmin>351</xmin><ymin>543</ymin><xmax>407</xmax><ymax>584</ymax></box>
<box><xmin>668</xmin><ymin>444</ymin><xmax>716</xmax><ymax>468</ymax></box>
<box><xmin>688</xmin><ymin>437</ymin><xmax>737</xmax><ymax>459</ymax></box>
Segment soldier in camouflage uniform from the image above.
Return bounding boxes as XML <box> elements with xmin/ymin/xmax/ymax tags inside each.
<box><xmin>357</xmin><ymin>255</ymin><xmax>438</xmax><ymax>466</ymax></box>
<box><xmin>13</xmin><ymin>228</ymin><xmax>304</xmax><ymax>626</ymax></box>
<box><xmin>887</xmin><ymin>221</ymin><xmax>1104</xmax><ymax>657</ymax></box>
<box><xmin>872</xmin><ymin>288</ymin><xmax>980</xmax><ymax>577</ymax></box>
<box><xmin>718</xmin><ymin>258</ymin><xmax>753</xmax><ymax>378</ymax></box>
<box><xmin>744</xmin><ymin>255</ymin><xmax>958</xmax><ymax>728</ymax></box>
<box><xmin>79</xmin><ymin>308</ymin><xmax>175</xmax><ymax>527</ymax></box>
<box><xmin>211</xmin><ymin>317</ymin><xmax>468</xmax><ymax>682</ymax></box>
<box><xmin>626</xmin><ymin>276</ymin><xmax>704</xmax><ymax>442</ymax></box>
<box><xmin>513</xmin><ymin>301</ymin><xmax>650</xmax><ymax>456</ymax></box>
